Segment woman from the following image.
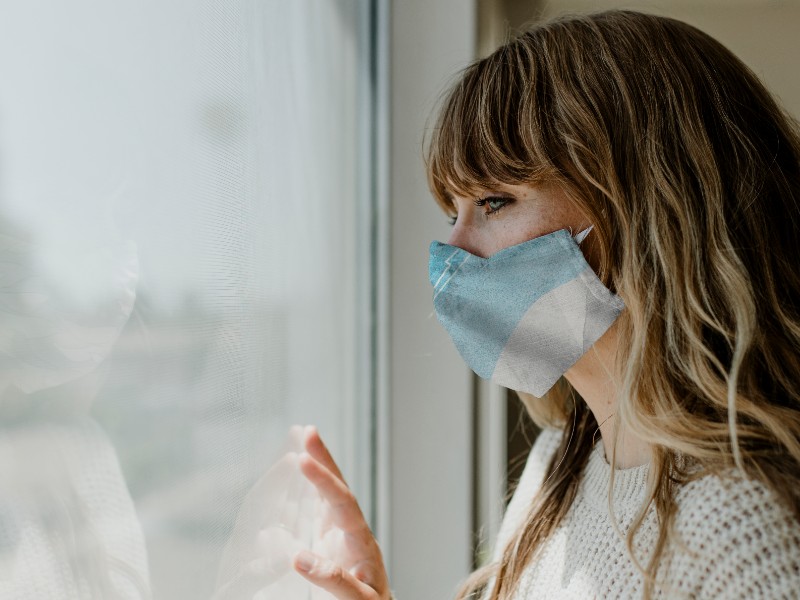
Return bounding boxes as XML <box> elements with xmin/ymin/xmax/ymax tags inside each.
<box><xmin>291</xmin><ymin>9</ymin><xmax>800</xmax><ymax>599</ymax></box>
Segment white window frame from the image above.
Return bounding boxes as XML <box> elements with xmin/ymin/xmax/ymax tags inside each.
<box><xmin>372</xmin><ymin>1</ymin><xmax>490</xmax><ymax>598</ymax></box>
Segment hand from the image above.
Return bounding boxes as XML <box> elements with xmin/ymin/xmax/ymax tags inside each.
<box><xmin>292</xmin><ymin>426</ymin><xmax>392</xmax><ymax>600</ymax></box>
<box><xmin>213</xmin><ymin>426</ymin><xmax>321</xmax><ymax>600</ymax></box>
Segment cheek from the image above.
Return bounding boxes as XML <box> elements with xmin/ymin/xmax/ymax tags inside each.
<box><xmin>516</xmin><ymin>204</ymin><xmax>569</xmax><ymax>240</ymax></box>
<box><xmin>486</xmin><ymin>223</ymin><xmax>543</xmax><ymax>255</ymax></box>
<box><xmin>480</xmin><ymin>202</ymin><xmax>575</xmax><ymax>255</ymax></box>
<box><xmin>509</xmin><ymin>217</ymin><xmax>558</xmax><ymax>245</ymax></box>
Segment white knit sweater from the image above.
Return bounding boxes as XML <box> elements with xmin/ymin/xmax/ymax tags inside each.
<box><xmin>486</xmin><ymin>428</ymin><xmax>800</xmax><ymax>599</ymax></box>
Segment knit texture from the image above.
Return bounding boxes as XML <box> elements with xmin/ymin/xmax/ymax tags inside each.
<box><xmin>488</xmin><ymin>428</ymin><xmax>800</xmax><ymax>599</ymax></box>
<box><xmin>0</xmin><ymin>418</ymin><xmax>151</xmax><ymax>600</ymax></box>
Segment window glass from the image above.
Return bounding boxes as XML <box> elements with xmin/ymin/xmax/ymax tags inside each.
<box><xmin>0</xmin><ymin>1</ymin><xmax>372</xmax><ymax>598</ymax></box>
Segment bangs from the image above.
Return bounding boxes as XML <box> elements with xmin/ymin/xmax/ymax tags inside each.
<box><xmin>425</xmin><ymin>40</ymin><xmax>557</xmax><ymax>214</ymax></box>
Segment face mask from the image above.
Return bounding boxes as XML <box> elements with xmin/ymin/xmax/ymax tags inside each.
<box><xmin>428</xmin><ymin>227</ymin><xmax>624</xmax><ymax>397</ymax></box>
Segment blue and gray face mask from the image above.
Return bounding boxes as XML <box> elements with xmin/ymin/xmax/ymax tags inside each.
<box><xmin>428</xmin><ymin>227</ymin><xmax>625</xmax><ymax>397</ymax></box>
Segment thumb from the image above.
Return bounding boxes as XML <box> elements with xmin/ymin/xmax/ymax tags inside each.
<box><xmin>294</xmin><ymin>551</ymin><xmax>379</xmax><ymax>600</ymax></box>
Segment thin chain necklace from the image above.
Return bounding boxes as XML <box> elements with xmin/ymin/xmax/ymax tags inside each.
<box><xmin>592</xmin><ymin>412</ymin><xmax>616</xmax><ymax>447</ymax></box>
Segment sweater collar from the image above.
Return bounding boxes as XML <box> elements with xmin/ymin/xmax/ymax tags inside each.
<box><xmin>580</xmin><ymin>440</ymin><xmax>651</xmax><ymax>516</ymax></box>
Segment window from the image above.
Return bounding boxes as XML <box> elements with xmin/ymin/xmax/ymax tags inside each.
<box><xmin>0</xmin><ymin>1</ymin><xmax>374</xmax><ymax>598</ymax></box>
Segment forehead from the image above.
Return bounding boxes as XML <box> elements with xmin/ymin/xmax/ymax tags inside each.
<box><xmin>426</xmin><ymin>52</ymin><xmax>558</xmax><ymax>214</ymax></box>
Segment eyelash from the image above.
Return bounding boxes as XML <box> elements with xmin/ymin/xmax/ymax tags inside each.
<box><xmin>447</xmin><ymin>196</ymin><xmax>513</xmax><ymax>226</ymax></box>
<box><xmin>474</xmin><ymin>196</ymin><xmax>511</xmax><ymax>217</ymax></box>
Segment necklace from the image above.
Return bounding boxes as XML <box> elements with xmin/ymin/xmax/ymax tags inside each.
<box><xmin>592</xmin><ymin>412</ymin><xmax>616</xmax><ymax>447</ymax></box>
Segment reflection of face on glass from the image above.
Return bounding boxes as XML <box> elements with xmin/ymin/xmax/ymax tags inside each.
<box><xmin>0</xmin><ymin>220</ymin><xmax>145</xmax><ymax>599</ymax></box>
<box><xmin>0</xmin><ymin>223</ymin><xmax>138</xmax><ymax>398</ymax></box>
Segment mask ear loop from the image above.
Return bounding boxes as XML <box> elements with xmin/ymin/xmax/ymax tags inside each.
<box><xmin>572</xmin><ymin>225</ymin><xmax>594</xmax><ymax>245</ymax></box>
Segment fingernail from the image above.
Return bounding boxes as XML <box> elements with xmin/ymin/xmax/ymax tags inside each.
<box><xmin>295</xmin><ymin>550</ymin><xmax>316</xmax><ymax>573</ymax></box>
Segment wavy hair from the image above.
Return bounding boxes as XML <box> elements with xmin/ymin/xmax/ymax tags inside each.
<box><xmin>424</xmin><ymin>10</ymin><xmax>800</xmax><ymax>599</ymax></box>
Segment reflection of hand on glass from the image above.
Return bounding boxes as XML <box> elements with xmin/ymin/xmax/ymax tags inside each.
<box><xmin>214</xmin><ymin>426</ymin><xmax>392</xmax><ymax>600</ymax></box>
<box><xmin>214</xmin><ymin>425</ymin><xmax>319</xmax><ymax>599</ymax></box>
<box><xmin>292</xmin><ymin>426</ymin><xmax>392</xmax><ymax>600</ymax></box>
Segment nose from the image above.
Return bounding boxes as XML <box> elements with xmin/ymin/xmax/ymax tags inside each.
<box><xmin>446</xmin><ymin>219</ymin><xmax>487</xmax><ymax>258</ymax></box>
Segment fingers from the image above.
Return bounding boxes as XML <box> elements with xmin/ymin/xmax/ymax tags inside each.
<box><xmin>298</xmin><ymin>452</ymin><xmax>370</xmax><ymax>536</ymax></box>
<box><xmin>294</xmin><ymin>551</ymin><xmax>379</xmax><ymax>600</ymax></box>
<box><xmin>228</xmin><ymin>452</ymin><xmax>300</xmax><ymax>540</ymax></box>
<box><xmin>303</xmin><ymin>425</ymin><xmax>346</xmax><ymax>483</ymax></box>
<box><xmin>285</xmin><ymin>424</ymin><xmax>305</xmax><ymax>454</ymax></box>
<box><xmin>277</xmin><ymin>455</ymin><xmax>311</xmax><ymax>531</ymax></box>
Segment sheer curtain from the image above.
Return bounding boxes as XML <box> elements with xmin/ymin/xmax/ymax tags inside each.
<box><xmin>0</xmin><ymin>1</ymin><xmax>372</xmax><ymax>598</ymax></box>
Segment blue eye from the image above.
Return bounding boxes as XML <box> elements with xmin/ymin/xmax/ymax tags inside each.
<box><xmin>474</xmin><ymin>196</ymin><xmax>512</xmax><ymax>216</ymax></box>
<box><xmin>447</xmin><ymin>215</ymin><xmax>457</xmax><ymax>226</ymax></box>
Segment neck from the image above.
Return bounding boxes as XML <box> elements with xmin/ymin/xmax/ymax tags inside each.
<box><xmin>564</xmin><ymin>321</ymin><xmax>651</xmax><ymax>469</ymax></box>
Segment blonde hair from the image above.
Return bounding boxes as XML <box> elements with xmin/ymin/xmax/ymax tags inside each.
<box><xmin>425</xmin><ymin>10</ymin><xmax>800</xmax><ymax>599</ymax></box>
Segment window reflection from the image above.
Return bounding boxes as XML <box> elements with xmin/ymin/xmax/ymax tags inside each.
<box><xmin>0</xmin><ymin>1</ymin><xmax>370</xmax><ymax>598</ymax></box>
<box><xmin>0</xmin><ymin>213</ymin><xmax>148</xmax><ymax>597</ymax></box>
